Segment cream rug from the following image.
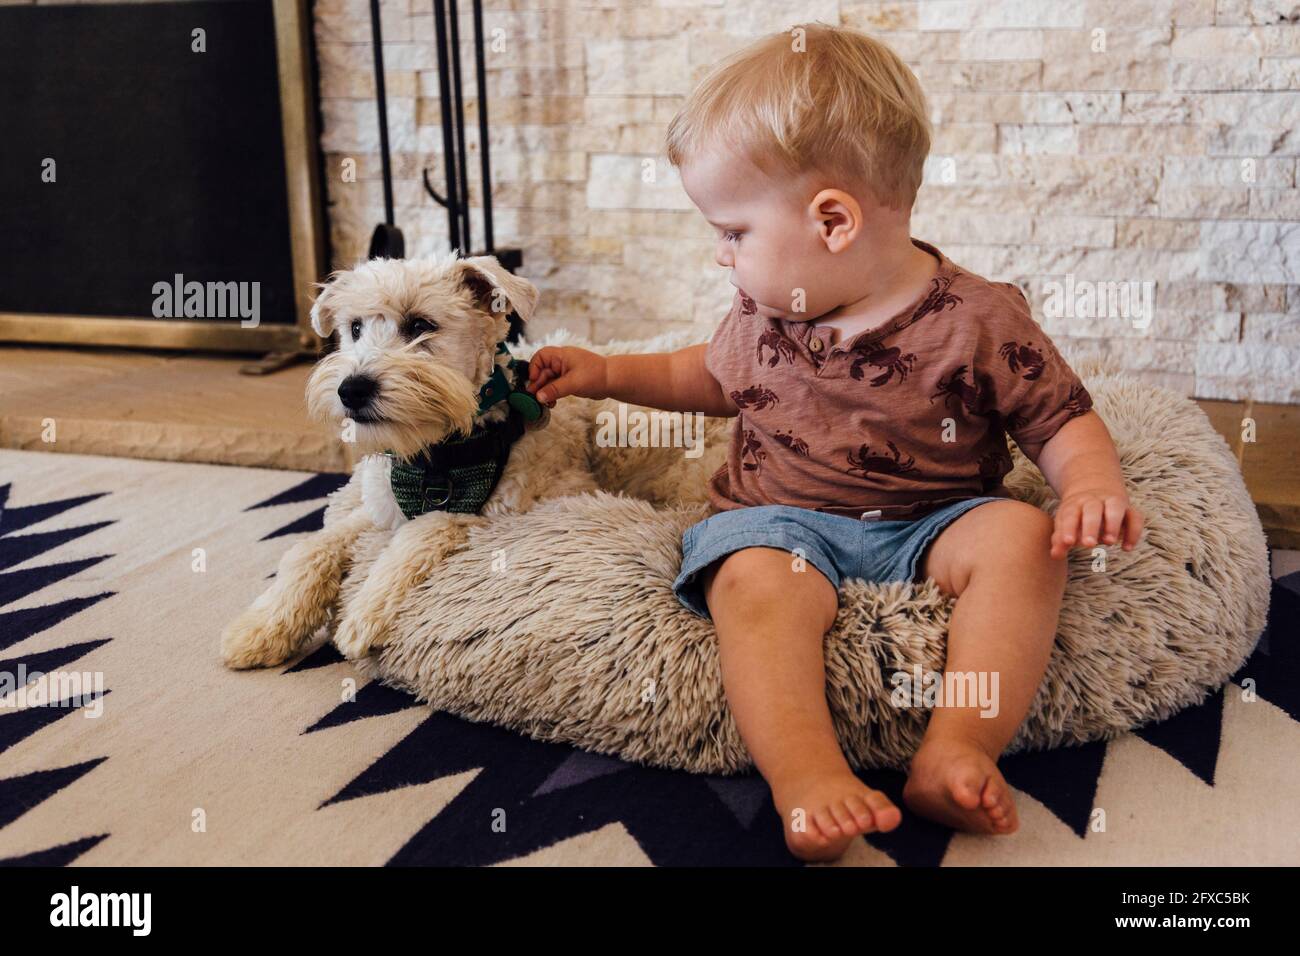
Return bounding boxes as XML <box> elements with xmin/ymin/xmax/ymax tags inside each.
<box><xmin>1</xmin><ymin>447</ymin><xmax>1296</xmax><ymax>866</ymax></box>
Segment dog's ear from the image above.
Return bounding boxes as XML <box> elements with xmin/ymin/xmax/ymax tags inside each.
<box><xmin>309</xmin><ymin>274</ymin><xmax>342</xmax><ymax>338</ymax></box>
<box><xmin>456</xmin><ymin>256</ymin><xmax>539</xmax><ymax>325</ymax></box>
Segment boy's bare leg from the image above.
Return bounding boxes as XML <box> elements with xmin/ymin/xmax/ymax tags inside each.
<box><xmin>904</xmin><ymin>500</ymin><xmax>1068</xmax><ymax>834</ymax></box>
<box><xmin>701</xmin><ymin>547</ymin><xmax>902</xmax><ymax>861</ymax></box>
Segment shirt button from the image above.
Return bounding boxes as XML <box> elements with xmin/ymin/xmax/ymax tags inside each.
<box><xmin>809</xmin><ymin>337</ymin><xmax>823</xmax><ymax>352</ymax></box>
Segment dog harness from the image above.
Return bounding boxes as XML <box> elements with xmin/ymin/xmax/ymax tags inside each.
<box><xmin>384</xmin><ymin>343</ymin><xmax>545</xmax><ymax>518</ymax></box>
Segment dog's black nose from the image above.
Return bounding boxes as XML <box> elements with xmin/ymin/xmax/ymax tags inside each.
<box><xmin>337</xmin><ymin>375</ymin><xmax>378</xmax><ymax>411</ymax></box>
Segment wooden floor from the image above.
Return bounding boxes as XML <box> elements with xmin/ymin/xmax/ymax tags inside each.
<box><xmin>1</xmin><ymin>342</ymin><xmax>1296</xmax><ymax>546</ymax></box>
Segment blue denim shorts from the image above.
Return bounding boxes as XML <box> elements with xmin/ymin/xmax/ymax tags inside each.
<box><xmin>671</xmin><ymin>498</ymin><xmax>1004</xmax><ymax>620</ymax></box>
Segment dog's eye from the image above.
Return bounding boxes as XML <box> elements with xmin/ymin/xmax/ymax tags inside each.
<box><xmin>410</xmin><ymin>317</ymin><xmax>439</xmax><ymax>338</ymax></box>
<box><xmin>350</xmin><ymin>319</ymin><xmax>363</xmax><ymax>341</ymax></box>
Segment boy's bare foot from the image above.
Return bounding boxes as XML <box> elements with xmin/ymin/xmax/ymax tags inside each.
<box><xmin>902</xmin><ymin>735</ymin><xmax>1018</xmax><ymax>835</ymax></box>
<box><xmin>772</xmin><ymin>770</ymin><xmax>902</xmax><ymax>862</ymax></box>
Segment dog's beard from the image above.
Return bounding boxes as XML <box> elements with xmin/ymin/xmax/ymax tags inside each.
<box><xmin>306</xmin><ymin>349</ymin><xmax>482</xmax><ymax>459</ymax></box>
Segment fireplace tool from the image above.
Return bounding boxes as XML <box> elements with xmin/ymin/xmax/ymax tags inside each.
<box><xmin>368</xmin><ymin>0</ymin><xmax>523</xmax><ymax>343</ymax></box>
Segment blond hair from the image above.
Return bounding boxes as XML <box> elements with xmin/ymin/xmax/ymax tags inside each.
<box><xmin>665</xmin><ymin>22</ymin><xmax>931</xmax><ymax>211</ymax></box>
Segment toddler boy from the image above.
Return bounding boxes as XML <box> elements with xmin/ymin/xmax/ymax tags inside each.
<box><xmin>526</xmin><ymin>23</ymin><xmax>1142</xmax><ymax>862</ymax></box>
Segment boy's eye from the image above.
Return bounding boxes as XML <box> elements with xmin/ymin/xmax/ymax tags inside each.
<box><xmin>350</xmin><ymin>319</ymin><xmax>363</xmax><ymax>340</ymax></box>
<box><xmin>724</xmin><ymin>231</ymin><xmax>741</xmax><ymax>242</ymax></box>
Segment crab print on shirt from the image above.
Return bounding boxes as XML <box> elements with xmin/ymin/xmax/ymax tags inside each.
<box><xmin>702</xmin><ymin>238</ymin><xmax>1094</xmax><ymax>521</ymax></box>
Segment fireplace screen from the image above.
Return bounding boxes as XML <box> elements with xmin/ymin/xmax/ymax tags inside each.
<box><xmin>0</xmin><ymin>0</ymin><xmax>326</xmax><ymax>354</ymax></box>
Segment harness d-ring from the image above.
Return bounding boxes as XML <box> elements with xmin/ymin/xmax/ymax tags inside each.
<box><xmin>423</xmin><ymin>474</ymin><xmax>453</xmax><ymax>508</ymax></box>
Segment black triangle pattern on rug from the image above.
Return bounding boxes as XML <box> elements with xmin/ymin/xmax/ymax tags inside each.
<box><xmin>262</xmin><ymin>506</ymin><xmax>328</xmax><ymax>542</ymax></box>
<box><xmin>245</xmin><ymin>473</ymin><xmax>349</xmax><ymax>511</ymax></box>
<box><xmin>0</xmin><ymin>596</ymin><xmax>116</xmax><ymax>655</ymax></box>
<box><xmin>0</xmin><ymin>556</ymin><xmax>114</xmax><ymax>613</ymax></box>
<box><xmin>0</xmin><ymin>521</ymin><xmax>116</xmax><ymax>572</ymax></box>
<box><xmin>223</xmin><ymin>476</ymin><xmax>1298</xmax><ymax>865</ymax></box>
<box><xmin>0</xmin><ymin>691</ymin><xmax>110</xmax><ymax>756</ymax></box>
<box><xmin>302</xmin><ymin>679</ymin><xmax>421</xmax><ymax>733</ymax></box>
<box><xmin>1229</xmin><ymin>570</ymin><xmax>1299</xmax><ymax>723</ymax></box>
<box><xmin>0</xmin><ymin>485</ymin><xmax>109</xmax><ymax>536</ymax></box>
<box><xmin>858</xmin><ymin>768</ymin><xmax>954</xmax><ymax>867</ymax></box>
<box><xmin>0</xmin><ymin>640</ymin><xmax>112</xmax><ymax>692</ymax></box>
<box><xmin>1133</xmin><ymin>688</ymin><xmax>1225</xmax><ymax>786</ymax></box>
<box><xmin>283</xmin><ymin>642</ymin><xmax>345</xmax><ymax>673</ymax></box>
<box><xmin>0</xmin><ymin>833</ymin><xmax>108</xmax><ymax>867</ymax></box>
<box><xmin>302</xmin><ymin>569</ymin><xmax>1297</xmax><ymax>866</ymax></box>
<box><xmin>1000</xmin><ymin>739</ymin><xmax>1110</xmax><ymax>837</ymax></box>
<box><xmin>0</xmin><ymin>482</ymin><xmax>115</xmax><ymax>863</ymax></box>
<box><xmin>326</xmin><ymin>713</ymin><xmax>801</xmax><ymax>866</ymax></box>
<box><xmin>247</xmin><ymin>473</ymin><xmax>349</xmax><ymax>541</ymax></box>
<box><xmin>0</xmin><ymin>758</ymin><xmax>107</xmax><ymax>830</ymax></box>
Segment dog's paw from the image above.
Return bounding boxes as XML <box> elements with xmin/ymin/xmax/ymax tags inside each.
<box><xmin>332</xmin><ymin>615</ymin><xmax>390</xmax><ymax>661</ymax></box>
<box><xmin>220</xmin><ymin>608</ymin><xmax>297</xmax><ymax>670</ymax></box>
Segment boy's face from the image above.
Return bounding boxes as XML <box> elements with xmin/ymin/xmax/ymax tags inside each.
<box><xmin>678</xmin><ymin>144</ymin><xmax>878</xmax><ymax>323</ymax></box>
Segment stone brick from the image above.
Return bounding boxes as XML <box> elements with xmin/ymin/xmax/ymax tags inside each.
<box><xmin>1212</xmin><ymin>0</ymin><xmax>1300</xmax><ymax>26</ymax></box>
<box><xmin>998</xmin><ymin>124</ymin><xmax>1078</xmax><ymax>154</ymax></box>
<box><xmin>1196</xmin><ymin>341</ymin><xmax>1300</xmax><ymax>401</ymax></box>
<box><xmin>308</xmin><ymin>3</ymin><xmax>1300</xmax><ymax>403</ymax></box>
<box><xmin>586</xmin><ymin>38</ymin><xmax>692</xmax><ymax>96</ymax></box>
<box><xmin>586</xmin><ymin>155</ymin><xmax>694</xmax><ymax>211</ymax></box>
<box><xmin>841</xmin><ymin>2</ymin><xmax>920</xmax><ymax>32</ymax></box>
<box><xmin>1198</xmin><ymin>221</ymin><xmax>1300</xmax><ymax>283</ymax></box>
<box><xmin>1242</xmin><ymin>313</ymin><xmax>1300</xmax><ymax>344</ymax></box>
<box><xmin>1171</xmin><ymin>26</ymin><xmax>1300</xmax><ymax>57</ymax></box>
<box><xmin>1117</xmin><ymin>218</ymin><xmax>1204</xmax><ymax>249</ymax></box>
<box><xmin>1077</xmin><ymin>124</ymin><xmax>1208</xmax><ymax>155</ymax></box>
<box><xmin>1250</xmin><ymin>188</ymin><xmax>1300</xmax><ymax>219</ymax></box>
<box><xmin>1041</xmin><ymin>29</ymin><xmax>1173</xmax><ymax>93</ymax></box>
<box><xmin>725</xmin><ymin>0</ymin><xmax>840</xmax><ymax>35</ymax></box>
<box><xmin>918</xmin><ymin>0</ymin><xmax>1086</xmax><ymax>30</ymax></box>
<box><xmin>912</xmin><ymin>60</ymin><xmax>1044</xmax><ymax>92</ymax></box>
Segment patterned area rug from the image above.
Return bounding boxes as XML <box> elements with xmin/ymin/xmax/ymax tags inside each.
<box><xmin>1</xmin><ymin>448</ymin><xmax>1295</xmax><ymax>866</ymax></box>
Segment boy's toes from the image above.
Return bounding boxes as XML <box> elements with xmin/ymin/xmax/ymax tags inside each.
<box><xmin>982</xmin><ymin>779</ymin><xmax>1019</xmax><ymax>832</ymax></box>
<box><xmin>814</xmin><ymin>809</ymin><xmax>846</xmax><ymax>839</ymax></box>
<box><xmin>949</xmin><ymin>766</ymin><xmax>985</xmax><ymax>810</ymax></box>
<box><xmin>785</xmin><ymin>815</ymin><xmax>853</xmax><ymax>863</ymax></box>
<box><xmin>864</xmin><ymin>791</ymin><xmax>902</xmax><ymax>831</ymax></box>
<box><xmin>845</xmin><ymin>796</ymin><xmax>877</xmax><ymax>833</ymax></box>
<box><xmin>904</xmin><ymin>742</ymin><xmax>1019</xmax><ymax>836</ymax></box>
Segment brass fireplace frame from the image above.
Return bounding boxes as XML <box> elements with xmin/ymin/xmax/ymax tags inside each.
<box><xmin>0</xmin><ymin>0</ymin><xmax>327</xmax><ymax>354</ymax></box>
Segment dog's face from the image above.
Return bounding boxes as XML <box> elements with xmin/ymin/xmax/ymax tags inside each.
<box><xmin>304</xmin><ymin>251</ymin><xmax>539</xmax><ymax>458</ymax></box>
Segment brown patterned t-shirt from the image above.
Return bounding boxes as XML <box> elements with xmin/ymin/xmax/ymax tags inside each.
<box><xmin>703</xmin><ymin>238</ymin><xmax>1094</xmax><ymax>521</ymax></box>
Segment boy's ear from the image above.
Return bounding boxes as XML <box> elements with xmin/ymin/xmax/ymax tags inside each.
<box><xmin>456</xmin><ymin>255</ymin><xmax>539</xmax><ymax>324</ymax></box>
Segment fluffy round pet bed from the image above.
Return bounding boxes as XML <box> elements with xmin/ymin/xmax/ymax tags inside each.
<box><xmin>350</xmin><ymin>331</ymin><xmax>1271</xmax><ymax>774</ymax></box>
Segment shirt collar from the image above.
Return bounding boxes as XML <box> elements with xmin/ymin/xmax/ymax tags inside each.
<box><xmin>779</xmin><ymin>238</ymin><xmax>959</xmax><ymax>351</ymax></box>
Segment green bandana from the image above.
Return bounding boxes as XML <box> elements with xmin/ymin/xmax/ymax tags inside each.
<box><xmin>384</xmin><ymin>344</ymin><xmax>541</xmax><ymax>518</ymax></box>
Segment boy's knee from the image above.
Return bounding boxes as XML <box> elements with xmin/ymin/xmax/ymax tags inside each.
<box><xmin>703</xmin><ymin>547</ymin><xmax>837</xmax><ymax>630</ymax></box>
<box><xmin>705</xmin><ymin>548</ymin><xmax>770</xmax><ymax>601</ymax></box>
<box><xmin>954</xmin><ymin>501</ymin><xmax>1061</xmax><ymax>580</ymax></box>
<box><xmin>991</xmin><ymin>503</ymin><xmax>1065</xmax><ymax>580</ymax></box>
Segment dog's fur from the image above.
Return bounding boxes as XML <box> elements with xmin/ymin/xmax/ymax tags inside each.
<box><xmin>220</xmin><ymin>251</ymin><xmax>599</xmax><ymax>669</ymax></box>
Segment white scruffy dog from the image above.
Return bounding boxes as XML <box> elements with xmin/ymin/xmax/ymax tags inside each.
<box><xmin>220</xmin><ymin>251</ymin><xmax>598</xmax><ymax>669</ymax></box>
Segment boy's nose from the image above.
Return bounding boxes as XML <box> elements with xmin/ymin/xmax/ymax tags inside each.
<box><xmin>714</xmin><ymin>240</ymin><xmax>733</xmax><ymax>268</ymax></box>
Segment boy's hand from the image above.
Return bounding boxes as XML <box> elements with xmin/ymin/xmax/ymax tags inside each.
<box><xmin>525</xmin><ymin>346</ymin><xmax>609</xmax><ymax>406</ymax></box>
<box><xmin>1050</xmin><ymin>486</ymin><xmax>1144</xmax><ymax>559</ymax></box>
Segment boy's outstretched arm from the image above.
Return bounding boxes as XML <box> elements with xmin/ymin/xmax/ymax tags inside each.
<box><xmin>1019</xmin><ymin>411</ymin><xmax>1144</xmax><ymax>559</ymax></box>
<box><xmin>527</xmin><ymin>342</ymin><xmax>738</xmax><ymax>418</ymax></box>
